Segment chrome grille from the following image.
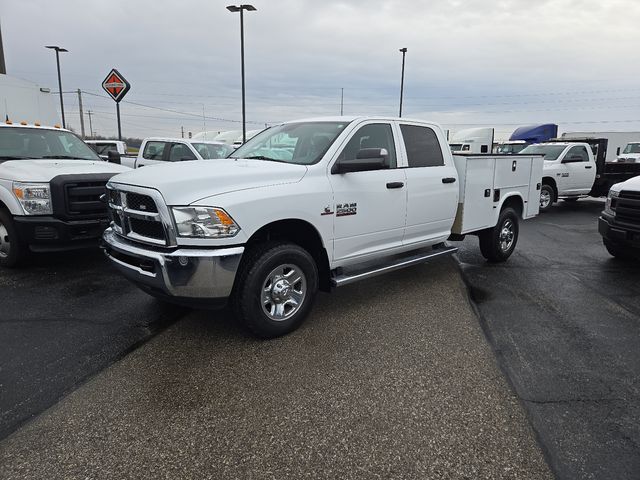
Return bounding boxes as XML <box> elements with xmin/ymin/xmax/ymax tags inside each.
<box><xmin>107</xmin><ymin>184</ymin><xmax>174</xmax><ymax>246</ymax></box>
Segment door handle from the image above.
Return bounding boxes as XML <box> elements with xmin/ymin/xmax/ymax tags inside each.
<box><xmin>442</xmin><ymin>177</ymin><xmax>456</xmax><ymax>184</ymax></box>
<box><xmin>386</xmin><ymin>182</ymin><xmax>404</xmax><ymax>189</ymax></box>
<box><xmin>585</xmin><ymin>165</ymin><xmax>593</xmax><ymax>169</ymax></box>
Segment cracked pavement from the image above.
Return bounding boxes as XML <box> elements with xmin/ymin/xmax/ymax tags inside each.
<box><xmin>458</xmin><ymin>198</ymin><xmax>640</xmax><ymax>479</ymax></box>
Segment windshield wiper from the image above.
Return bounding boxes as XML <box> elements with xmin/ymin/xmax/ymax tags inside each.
<box><xmin>35</xmin><ymin>155</ymin><xmax>90</xmax><ymax>160</ymax></box>
<box><xmin>245</xmin><ymin>155</ymin><xmax>285</xmax><ymax>163</ymax></box>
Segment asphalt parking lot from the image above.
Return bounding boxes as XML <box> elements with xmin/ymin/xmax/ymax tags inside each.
<box><xmin>0</xmin><ymin>258</ymin><xmax>550</xmax><ymax>479</ymax></box>
<box><xmin>459</xmin><ymin>198</ymin><xmax>640</xmax><ymax>480</ymax></box>
<box><xmin>0</xmin><ymin>249</ymin><xmax>187</xmax><ymax>440</ymax></box>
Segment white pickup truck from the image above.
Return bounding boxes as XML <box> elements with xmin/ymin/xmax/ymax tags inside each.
<box><xmin>112</xmin><ymin>137</ymin><xmax>235</xmax><ymax>169</ymax></box>
<box><xmin>519</xmin><ymin>142</ymin><xmax>597</xmax><ymax>212</ymax></box>
<box><xmin>85</xmin><ymin>140</ymin><xmax>129</xmax><ymax>161</ymax></box>
<box><xmin>600</xmin><ymin>175</ymin><xmax>640</xmax><ymax>259</ymax></box>
<box><xmin>0</xmin><ymin>123</ymin><xmax>129</xmax><ymax>267</ymax></box>
<box><xmin>102</xmin><ymin>116</ymin><xmax>543</xmax><ymax>337</ymax></box>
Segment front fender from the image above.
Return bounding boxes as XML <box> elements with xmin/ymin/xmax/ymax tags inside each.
<box><xmin>0</xmin><ymin>181</ymin><xmax>23</xmax><ymax>214</ymax></box>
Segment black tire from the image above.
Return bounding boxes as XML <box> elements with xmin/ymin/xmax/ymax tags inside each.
<box><xmin>539</xmin><ymin>184</ymin><xmax>555</xmax><ymax>213</ymax></box>
<box><xmin>478</xmin><ymin>208</ymin><xmax>519</xmax><ymax>263</ymax></box>
<box><xmin>603</xmin><ymin>239</ymin><xmax>637</xmax><ymax>261</ymax></box>
<box><xmin>232</xmin><ymin>242</ymin><xmax>319</xmax><ymax>338</ymax></box>
<box><xmin>0</xmin><ymin>209</ymin><xmax>27</xmax><ymax>268</ymax></box>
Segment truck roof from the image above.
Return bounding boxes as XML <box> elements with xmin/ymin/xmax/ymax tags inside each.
<box><xmin>281</xmin><ymin>115</ymin><xmax>444</xmax><ymax>129</ymax></box>
<box><xmin>1</xmin><ymin>122</ymin><xmax>70</xmax><ymax>132</ymax></box>
<box><xmin>144</xmin><ymin>137</ymin><xmax>227</xmax><ymax>145</ymax></box>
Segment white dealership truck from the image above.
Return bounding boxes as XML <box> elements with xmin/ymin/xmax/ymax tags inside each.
<box><xmin>616</xmin><ymin>142</ymin><xmax>640</xmax><ymax>163</ymax></box>
<box><xmin>449</xmin><ymin>127</ymin><xmax>494</xmax><ymax>154</ymax></box>
<box><xmin>111</xmin><ymin>137</ymin><xmax>235</xmax><ymax>168</ymax></box>
<box><xmin>599</xmin><ymin>175</ymin><xmax>640</xmax><ymax>259</ymax></box>
<box><xmin>0</xmin><ymin>123</ymin><xmax>129</xmax><ymax>267</ymax></box>
<box><xmin>520</xmin><ymin>142</ymin><xmax>597</xmax><ymax>211</ymax></box>
<box><xmin>102</xmin><ymin>116</ymin><xmax>543</xmax><ymax>337</ymax></box>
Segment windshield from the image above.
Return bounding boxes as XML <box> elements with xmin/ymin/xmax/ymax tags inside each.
<box><xmin>497</xmin><ymin>143</ymin><xmax>526</xmax><ymax>154</ymax></box>
<box><xmin>520</xmin><ymin>144</ymin><xmax>566</xmax><ymax>160</ymax></box>
<box><xmin>231</xmin><ymin>121</ymin><xmax>349</xmax><ymax>165</ymax></box>
<box><xmin>0</xmin><ymin>127</ymin><xmax>101</xmax><ymax>162</ymax></box>
<box><xmin>192</xmin><ymin>142</ymin><xmax>235</xmax><ymax>159</ymax></box>
<box><xmin>622</xmin><ymin>143</ymin><xmax>640</xmax><ymax>154</ymax></box>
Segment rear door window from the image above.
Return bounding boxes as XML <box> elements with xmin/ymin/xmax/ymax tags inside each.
<box><xmin>142</xmin><ymin>141</ymin><xmax>167</xmax><ymax>160</ymax></box>
<box><xmin>400</xmin><ymin>124</ymin><xmax>445</xmax><ymax>167</ymax></box>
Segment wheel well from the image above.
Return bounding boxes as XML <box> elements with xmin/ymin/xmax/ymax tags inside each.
<box><xmin>501</xmin><ymin>195</ymin><xmax>524</xmax><ymax>218</ymax></box>
<box><xmin>0</xmin><ymin>200</ymin><xmax>8</xmax><ymax>214</ymax></box>
<box><xmin>542</xmin><ymin>177</ymin><xmax>558</xmax><ymax>198</ymax></box>
<box><xmin>245</xmin><ymin>219</ymin><xmax>332</xmax><ymax>292</ymax></box>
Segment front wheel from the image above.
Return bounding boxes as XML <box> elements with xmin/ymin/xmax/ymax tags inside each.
<box><xmin>0</xmin><ymin>209</ymin><xmax>27</xmax><ymax>268</ymax></box>
<box><xmin>603</xmin><ymin>239</ymin><xmax>637</xmax><ymax>261</ymax></box>
<box><xmin>539</xmin><ymin>184</ymin><xmax>555</xmax><ymax>213</ymax></box>
<box><xmin>232</xmin><ymin>242</ymin><xmax>319</xmax><ymax>338</ymax></box>
<box><xmin>479</xmin><ymin>208</ymin><xmax>519</xmax><ymax>263</ymax></box>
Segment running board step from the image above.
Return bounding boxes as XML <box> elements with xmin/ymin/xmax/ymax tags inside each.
<box><xmin>331</xmin><ymin>245</ymin><xmax>458</xmax><ymax>287</ymax></box>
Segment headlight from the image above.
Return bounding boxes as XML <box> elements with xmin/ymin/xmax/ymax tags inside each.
<box><xmin>604</xmin><ymin>189</ymin><xmax>620</xmax><ymax>215</ymax></box>
<box><xmin>12</xmin><ymin>182</ymin><xmax>52</xmax><ymax>215</ymax></box>
<box><xmin>172</xmin><ymin>207</ymin><xmax>240</xmax><ymax>238</ymax></box>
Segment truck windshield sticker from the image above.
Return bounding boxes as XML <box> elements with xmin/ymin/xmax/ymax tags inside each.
<box><xmin>336</xmin><ymin>203</ymin><xmax>357</xmax><ymax>217</ymax></box>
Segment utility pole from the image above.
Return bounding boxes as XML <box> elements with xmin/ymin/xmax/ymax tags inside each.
<box><xmin>340</xmin><ymin>88</ymin><xmax>344</xmax><ymax>116</ymax></box>
<box><xmin>0</xmin><ymin>22</ymin><xmax>6</xmax><ymax>74</ymax></box>
<box><xmin>181</xmin><ymin>126</ymin><xmax>184</xmax><ymax>138</ymax></box>
<box><xmin>87</xmin><ymin>110</ymin><xmax>94</xmax><ymax>138</ymax></box>
<box><xmin>77</xmin><ymin>89</ymin><xmax>85</xmax><ymax>138</ymax></box>
<box><xmin>399</xmin><ymin>47</ymin><xmax>407</xmax><ymax>118</ymax></box>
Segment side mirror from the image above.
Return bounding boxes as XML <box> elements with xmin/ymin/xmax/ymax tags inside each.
<box><xmin>332</xmin><ymin>148</ymin><xmax>388</xmax><ymax>174</ymax></box>
<box><xmin>107</xmin><ymin>150</ymin><xmax>122</xmax><ymax>164</ymax></box>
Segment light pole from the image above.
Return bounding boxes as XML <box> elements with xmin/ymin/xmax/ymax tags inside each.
<box><xmin>227</xmin><ymin>4</ymin><xmax>256</xmax><ymax>144</ymax></box>
<box><xmin>45</xmin><ymin>45</ymin><xmax>68</xmax><ymax>128</ymax></box>
<box><xmin>399</xmin><ymin>47</ymin><xmax>407</xmax><ymax>118</ymax></box>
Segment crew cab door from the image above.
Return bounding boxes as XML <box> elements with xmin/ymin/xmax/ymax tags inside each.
<box><xmin>328</xmin><ymin>122</ymin><xmax>407</xmax><ymax>263</ymax></box>
<box><xmin>397</xmin><ymin>122</ymin><xmax>459</xmax><ymax>246</ymax></box>
<box><xmin>559</xmin><ymin>145</ymin><xmax>595</xmax><ymax>194</ymax></box>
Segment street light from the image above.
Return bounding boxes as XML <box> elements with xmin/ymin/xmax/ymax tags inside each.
<box><xmin>399</xmin><ymin>47</ymin><xmax>407</xmax><ymax>118</ymax></box>
<box><xmin>45</xmin><ymin>45</ymin><xmax>68</xmax><ymax>128</ymax></box>
<box><xmin>226</xmin><ymin>4</ymin><xmax>256</xmax><ymax>144</ymax></box>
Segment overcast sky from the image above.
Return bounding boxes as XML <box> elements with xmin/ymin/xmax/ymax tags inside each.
<box><xmin>3</xmin><ymin>0</ymin><xmax>640</xmax><ymax>140</ymax></box>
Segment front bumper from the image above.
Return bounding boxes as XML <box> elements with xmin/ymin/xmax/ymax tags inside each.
<box><xmin>14</xmin><ymin>215</ymin><xmax>111</xmax><ymax>251</ymax></box>
<box><xmin>598</xmin><ymin>213</ymin><xmax>640</xmax><ymax>247</ymax></box>
<box><xmin>102</xmin><ymin>228</ymin><xmax>244</xmax><ymax>304</ymax></box>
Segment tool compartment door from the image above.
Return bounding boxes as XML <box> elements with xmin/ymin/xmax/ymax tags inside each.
<box><xmin>525</xmin><ymin>155</ymin><xmax>544</xmax><ymax>218</ymax></box>
<box><xmin>452</xmin><ymin>155</ymin><xmax>496</xmax><ymax>234</ymax></box>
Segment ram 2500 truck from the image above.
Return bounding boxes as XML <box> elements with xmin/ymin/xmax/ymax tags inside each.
<box><xmin>102</xmin><ymin>116</ymin><xmax>543</xmax><ymax>338</ymax></box>
<box><xmin>599</xmin><ymin>176</ymin><xmax>640</xmax><ymax>259</ymax></box>
<box><xmin>0</xmin><ymin>123</ymin><xmax>129</xmax><ymax>267</ymax></box>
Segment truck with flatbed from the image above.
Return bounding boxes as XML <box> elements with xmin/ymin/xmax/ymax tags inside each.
<box><xmin>0</xmin><ymin>123</ymin><xmax>129</xmax><ymax>267</ymax></box>
<box><xmin>521</xmin><ymin>139</ymin><xmax>640</xmax><ymax>211</ymax></box>
<box><xmin>599</xmin><ymin>175</ymin><xmax>640</xmax><ymax>260</ymax></box>
<box><xmin>102</xmin><ymin>116</ymin><xmax>543</xmax><ymax>338</ymax></box>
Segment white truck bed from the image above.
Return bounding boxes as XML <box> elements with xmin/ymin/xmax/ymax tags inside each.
<box><xmin>452</xmin><ymin>154</ymin><xmax>544</xmax><ymax>235</ymax></box>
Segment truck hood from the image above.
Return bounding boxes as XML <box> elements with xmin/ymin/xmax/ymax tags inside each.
<box><xmin>616</xmin><ymin>175</ymin><xmax>640</xmax><ymax>191</ymax></box>
<box><xmin>0</xmin><ymin>159</ymin><xmax>129</xmax><ymax>182</ymax></box>
<box><xmin>109</xmin><ymin>158</ymin><xmax>308</xmax><ymax>205</ymax></box>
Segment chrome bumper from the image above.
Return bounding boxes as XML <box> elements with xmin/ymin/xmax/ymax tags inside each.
<box><xmin>102</xmin><ymin>228</ymin><xmax>244</xmax><ymax>300</ymax></box>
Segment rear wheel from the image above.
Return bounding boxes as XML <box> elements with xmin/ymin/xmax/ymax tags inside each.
<box><xmin>0</xmin><ymin>209</ymin><xmax>27</xmax><ymax>268</ymax></box>
<box><xmin>539</xmin><ymin>184</ymin><xmax>555</xmax><ymax>212</ymax></box>
<box><xmin>479</xmin><ymin>208</ymin><xmax>519</xmax><ymax>263</ymax></box>
<box><xmin>232</xmin><ymin>242</ymin><xmax>319</xmax><ymax>338</ymax></box>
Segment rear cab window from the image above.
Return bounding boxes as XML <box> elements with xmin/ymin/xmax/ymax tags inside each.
<box><xmin>400</xmin><ymin>124</ymin><xmax>445</xmax><ymax>167</ymax></box>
